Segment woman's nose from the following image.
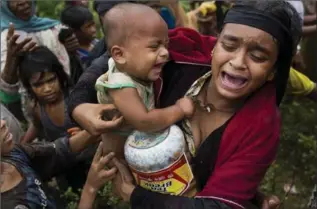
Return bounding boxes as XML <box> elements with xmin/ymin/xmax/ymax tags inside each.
<box><xmin>230</xmin><ymin>50</ymin><xmax>247</xmax><ymax>70</ymax></box>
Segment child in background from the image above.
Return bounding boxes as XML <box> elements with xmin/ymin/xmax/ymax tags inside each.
<box><xmin>61</xmin><ymin>6</ymin><xmax>98</xmax><ymax>67</ymax></box>
<box><xmin>18</xmin><ymin>46</ymin><xmax>94</xmax><ymax>191</ymax></box>
<box><xmin>19</xmin><ymin>46</ymin><xmax>76</xmax><ymax>143</ymax></box>
<box><xmin>95</xmin><ymin>3</ymin><xmax>194</xmax><ymax>158</ymax></box>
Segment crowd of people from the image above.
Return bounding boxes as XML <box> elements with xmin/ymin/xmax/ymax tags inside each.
<box><xmin>0</xmin><ymin>0</ymin><xmax>316</xmax><ymax>209</ymax></box>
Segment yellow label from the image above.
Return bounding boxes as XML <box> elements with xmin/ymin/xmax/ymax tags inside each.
<box><xmin>130</xmin><ymin>153</ymin><xmax>193</xmax><ymax>195</ymax></box>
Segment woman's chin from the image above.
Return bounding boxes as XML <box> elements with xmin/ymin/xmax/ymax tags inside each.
<box><xmin>216</xmin><ymin>82</ymin><xmax>247</xmax><ymax>101</ymax></box>
<box><xmin>217</xmin><ymin>88</ymin><xmax>245</xmax><ymax>101</ymax></box>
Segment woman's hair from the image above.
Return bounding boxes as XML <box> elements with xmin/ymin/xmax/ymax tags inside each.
<box><xmin>222</xmin><ymin>0</ymin><xmax>302</xmax><ymax>105</ymax></box>
<box><xmin>60</xmin><ymin>6</ymin><xmax>94</xmax><ymax>30</ymax></box>
<box><xmin>233</xmin><ymin>0</ymin><xmax>302</xmax><ymax>54</ymax></box>
<box><xmin>18</xmin><ymin>46</ymin><xmax>72</xmax><ymax>101</ymax></box>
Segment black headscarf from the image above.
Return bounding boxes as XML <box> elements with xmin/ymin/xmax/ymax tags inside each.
<box><xmin>223</xmin><ymin>1</ymin><xmax>302</xmax><ymax>105</ymax></box>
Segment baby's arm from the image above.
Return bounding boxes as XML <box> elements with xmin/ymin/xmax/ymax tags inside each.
<box><xmin>109</xmin><ymin>88</ymin><xmax>192</xmax><ymax>133</ymax></box>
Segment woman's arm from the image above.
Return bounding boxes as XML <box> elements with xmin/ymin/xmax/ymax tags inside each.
<box><xmin>68</xmin><ymin>54</ymin><xmax>108</xmax><ymax>118</ymax></box>
<box><xmin>78</xmin><ymin>143</ymin><xmax>117</xmax><ymax>209</ymax></box>
<box><xmin>21</xmin><ymin>130</ymin><xmax>100</xmax><ymax>181</ymax></box>
<box><xmin>109</xmin><ymin>88</ymin><xmax>193</xmax><ymax>132</ymax></box>
<box><xmin>1</xmin><ymin>24</ymin><xmax>36</xmax><ymax>85</ymax></box>
<box><xmin>21</xmin><ymin>109</ymin><xmax>122</xmax><ymax>180</ymax></box>
<box><xmin>131</xmin><ymin>187</ymin><xmax>232</xmax><ymax>209</ymax></box>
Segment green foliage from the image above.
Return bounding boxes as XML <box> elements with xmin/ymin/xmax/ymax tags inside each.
<box><xmin>62</xmin><ymin>182</ymin><xmax>130</xmax><ymax>209</ymax></box>
<box><xmin>36</xmin><ymin>0</ymin><xmax>65</xmax><ymax>20</ymax></box>
<box><xmin>36</xmin><ymin>2</ymin><xmax>315</xmax><ymax>208</ymax></box>
<box><xmin>61</xmin><ymin>187</ymin><xmax>80</xmax><ymax>209</ymax></box>
<box><xmin>261</xmin><ymin>97</ymin><xmax>316</xmax><ymax>209</ymax></box>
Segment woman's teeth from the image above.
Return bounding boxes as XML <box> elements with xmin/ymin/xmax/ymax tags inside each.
<box><xmin>221</xmin><ymin>72</ymin><xmax>247</xmax><ymax>89</ymax></box>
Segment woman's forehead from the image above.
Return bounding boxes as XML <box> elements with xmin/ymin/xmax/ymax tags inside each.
<box><xmin>221</xmin><ymin>23</ymin><xmax>277</xmax><ymax>46</ymax></box>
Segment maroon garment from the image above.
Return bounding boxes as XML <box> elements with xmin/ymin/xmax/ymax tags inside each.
<box><xmin>68</xmin><ymin>27</ymin><xmax>280</xmax><ymax>208</ymax></box>
<box><xmin>154</xmin><ymin>27</ymin><xmax>216</xmax><ymax>106</ymax></box>
<box><xmin>152</xmin><ymin>28</ymin><xmax>280</xmax><ymax>208</ymax></box>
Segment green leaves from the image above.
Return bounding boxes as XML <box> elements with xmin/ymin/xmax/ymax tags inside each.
<box><xmin>261</xmin><ymin>97</ymin><xmax>316</xmax><ymax>209</ymax></box>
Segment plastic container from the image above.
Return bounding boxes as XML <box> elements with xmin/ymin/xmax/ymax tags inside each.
<box><xmin>124</xmin><ymin>125</ymin><xmax>193</xmax><ymax>195</ymax></box>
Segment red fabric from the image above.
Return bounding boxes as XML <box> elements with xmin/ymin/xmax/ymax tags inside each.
<box><xmin>168</xmin><ymin>27</ymin><xmax>217</xmax><ymax>65</ymax></box>
<box><xmin>154</xmin><ymin>27</ymin><xmax>217</xmax><ymax>104</ymax></box>
<box><xmin>160</xmin><ymin>28</ymin><xmax>280</xmax><ymax>208</ymax></box>
<box><xmin>196</xmin><ymin>83</ymin><xmax>280</xmax><ymax>208</ymax></box>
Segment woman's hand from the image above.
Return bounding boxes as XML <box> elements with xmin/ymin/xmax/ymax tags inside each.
<box><xmin>6</xmin><ymin>23</ymin><xmax>37</xmax><ymax>60</ymax></box>
<box><xmin>2</xmin><ymin>23</ymin><xmax>37</xmax><ymax>84</ymax></box>
<box><xmin>79</xmin><ymin>142</ymin><xmax>117</xmax><ymax>209</ymax></box>
<box><xmin>72</xmin><ymin>103</ymin><xmax>123</xmax><ymax>136</ymax></box>
<box><xmin>112</xmin><ymin>158</ymin><xmax>136</xmax><ymax>202</ymax></box>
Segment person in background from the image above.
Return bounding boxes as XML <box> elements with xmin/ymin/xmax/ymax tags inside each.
<box><xmin>0</xmin><ymin>115</ymin><xmax>120</xmax><ymax>209</ymax></box>
<box><xmin>16</xmin><ymin>46</ymin><xmax>93</xmax><ymax>192</ymax></box>
<box><xmin>0</xmin><ymin>0</ymin><xmax>78</xmax><ymax>122</ymax></box>
<box><xmin>70</xmin><ymin>1</ymin><xmax>300</xmax><ymax>208</ymax></box>
<box><xmin>187</xmin><ymin>1</ymin><xmax>219</xmax><ymax>36</ymax></box>
<box><xmin>17</xmin><ymin>46</ymin><xmax>75</xmax><ymax>143</ymax></box>
<box><xmin>186</xmin><ymin>1</ymin><xmax>317</xmax><ymax>103</ymax></box>
<box><xmin>301</xmin><ymin>0</ymin><xmax>317</xmax><ymax>80</ymax></box>
<box><xmin>107</xmin><ymin>1</ymin><xmax>301</xmax><ymax>208</ymax></box>
<box><xmin>0</xmin><ymin>104</ymin><xmax>24</xmax><ymax>143</ymax></box>
<box><xmin>64</xmin><ymin>0</ymin><xmax>89</xmax><ymax>7</ymax></box>
<box><xmin>61</xmin><ymin>6</ymin><xmax>98</xmax><ymax>68</ymax></box>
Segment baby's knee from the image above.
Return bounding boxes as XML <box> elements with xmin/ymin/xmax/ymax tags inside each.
<box><xmin>101</xmin><ymin>133</ymin><xmax>126</xmax><ymax>159</ymax></box>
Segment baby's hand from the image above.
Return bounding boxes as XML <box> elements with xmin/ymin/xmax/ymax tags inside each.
<box><xmin>176</xmin><ymin>97</ymin><xmax>195</xmax><ymax>118</ymax></box>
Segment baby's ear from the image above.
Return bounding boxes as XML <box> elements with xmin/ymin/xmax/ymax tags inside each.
<box><xmin>111</xmin><ymin>45</ymin><xmax>126</xmax><ymax>65</ymax></box>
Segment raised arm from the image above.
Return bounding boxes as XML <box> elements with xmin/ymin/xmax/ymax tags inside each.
<box><xmin>0</xmin><ymin>24</ymin><xmax>36</xmax><ymax>101</ymax></box>
<box><xmin>21</xmin><ymin>130</ymin><xmax>100</xmax><ymax>181</ymax></box>
<box><xmin>109</xmin><ymin>87</ymin><xmax>193</xmax><ymax>132</ymax></box>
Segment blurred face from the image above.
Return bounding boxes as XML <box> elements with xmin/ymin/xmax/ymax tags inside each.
<box><xmin>113</xmin><ymin>16</ymin><xmax>169</xmax><ymax>82</ymax></box>
<box><xmin>78</xmin><ymin>0</ymin><xmax>89</xmax><ymax>7</ymax></box>
<box><xmin>211</xmin><ymin>23</ymin><xmax>278</xmax><ymax>100</ymax></box>
<box><xmin>77</xmin><ymin>20</ymin><xmax>97</xmax><ymax>43</ymax></box>
<box><xmin>0</xmin><ymin>120</ymin><xmax>14</xmax><ymax>155</ymax></box>
<box><xmin>30</xmin><ymin>72</ymin><xmax>62</xmax><ymax>104</ymax></box>
<box><xmin>8</xmin><ymin>0</ymin><xmax>32</xmax><ymax>21</ymax></box>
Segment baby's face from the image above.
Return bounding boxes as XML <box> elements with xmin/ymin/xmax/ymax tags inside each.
<box><xmin>123</xmin><ymin>17</ymin><xmax>169</xmax><ymax>82</ymax></box>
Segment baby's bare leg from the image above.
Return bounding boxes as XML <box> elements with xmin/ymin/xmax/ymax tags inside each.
<box><xmin>101</xmin><ymin>132</ymin><xmax>127</xmax><ymax>161</ymax></box>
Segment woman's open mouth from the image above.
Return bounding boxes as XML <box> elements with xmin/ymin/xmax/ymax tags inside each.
<box><xmin>220</xmin><ymin>71</ymin><xmax>248</xmax><ymax>90</ymax></box>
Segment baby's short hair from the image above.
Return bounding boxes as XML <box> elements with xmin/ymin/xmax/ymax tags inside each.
<box><xmin>102</xmin><ymin>2</ymin><xmax>161</xmax><ymax>51</ymax></box>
